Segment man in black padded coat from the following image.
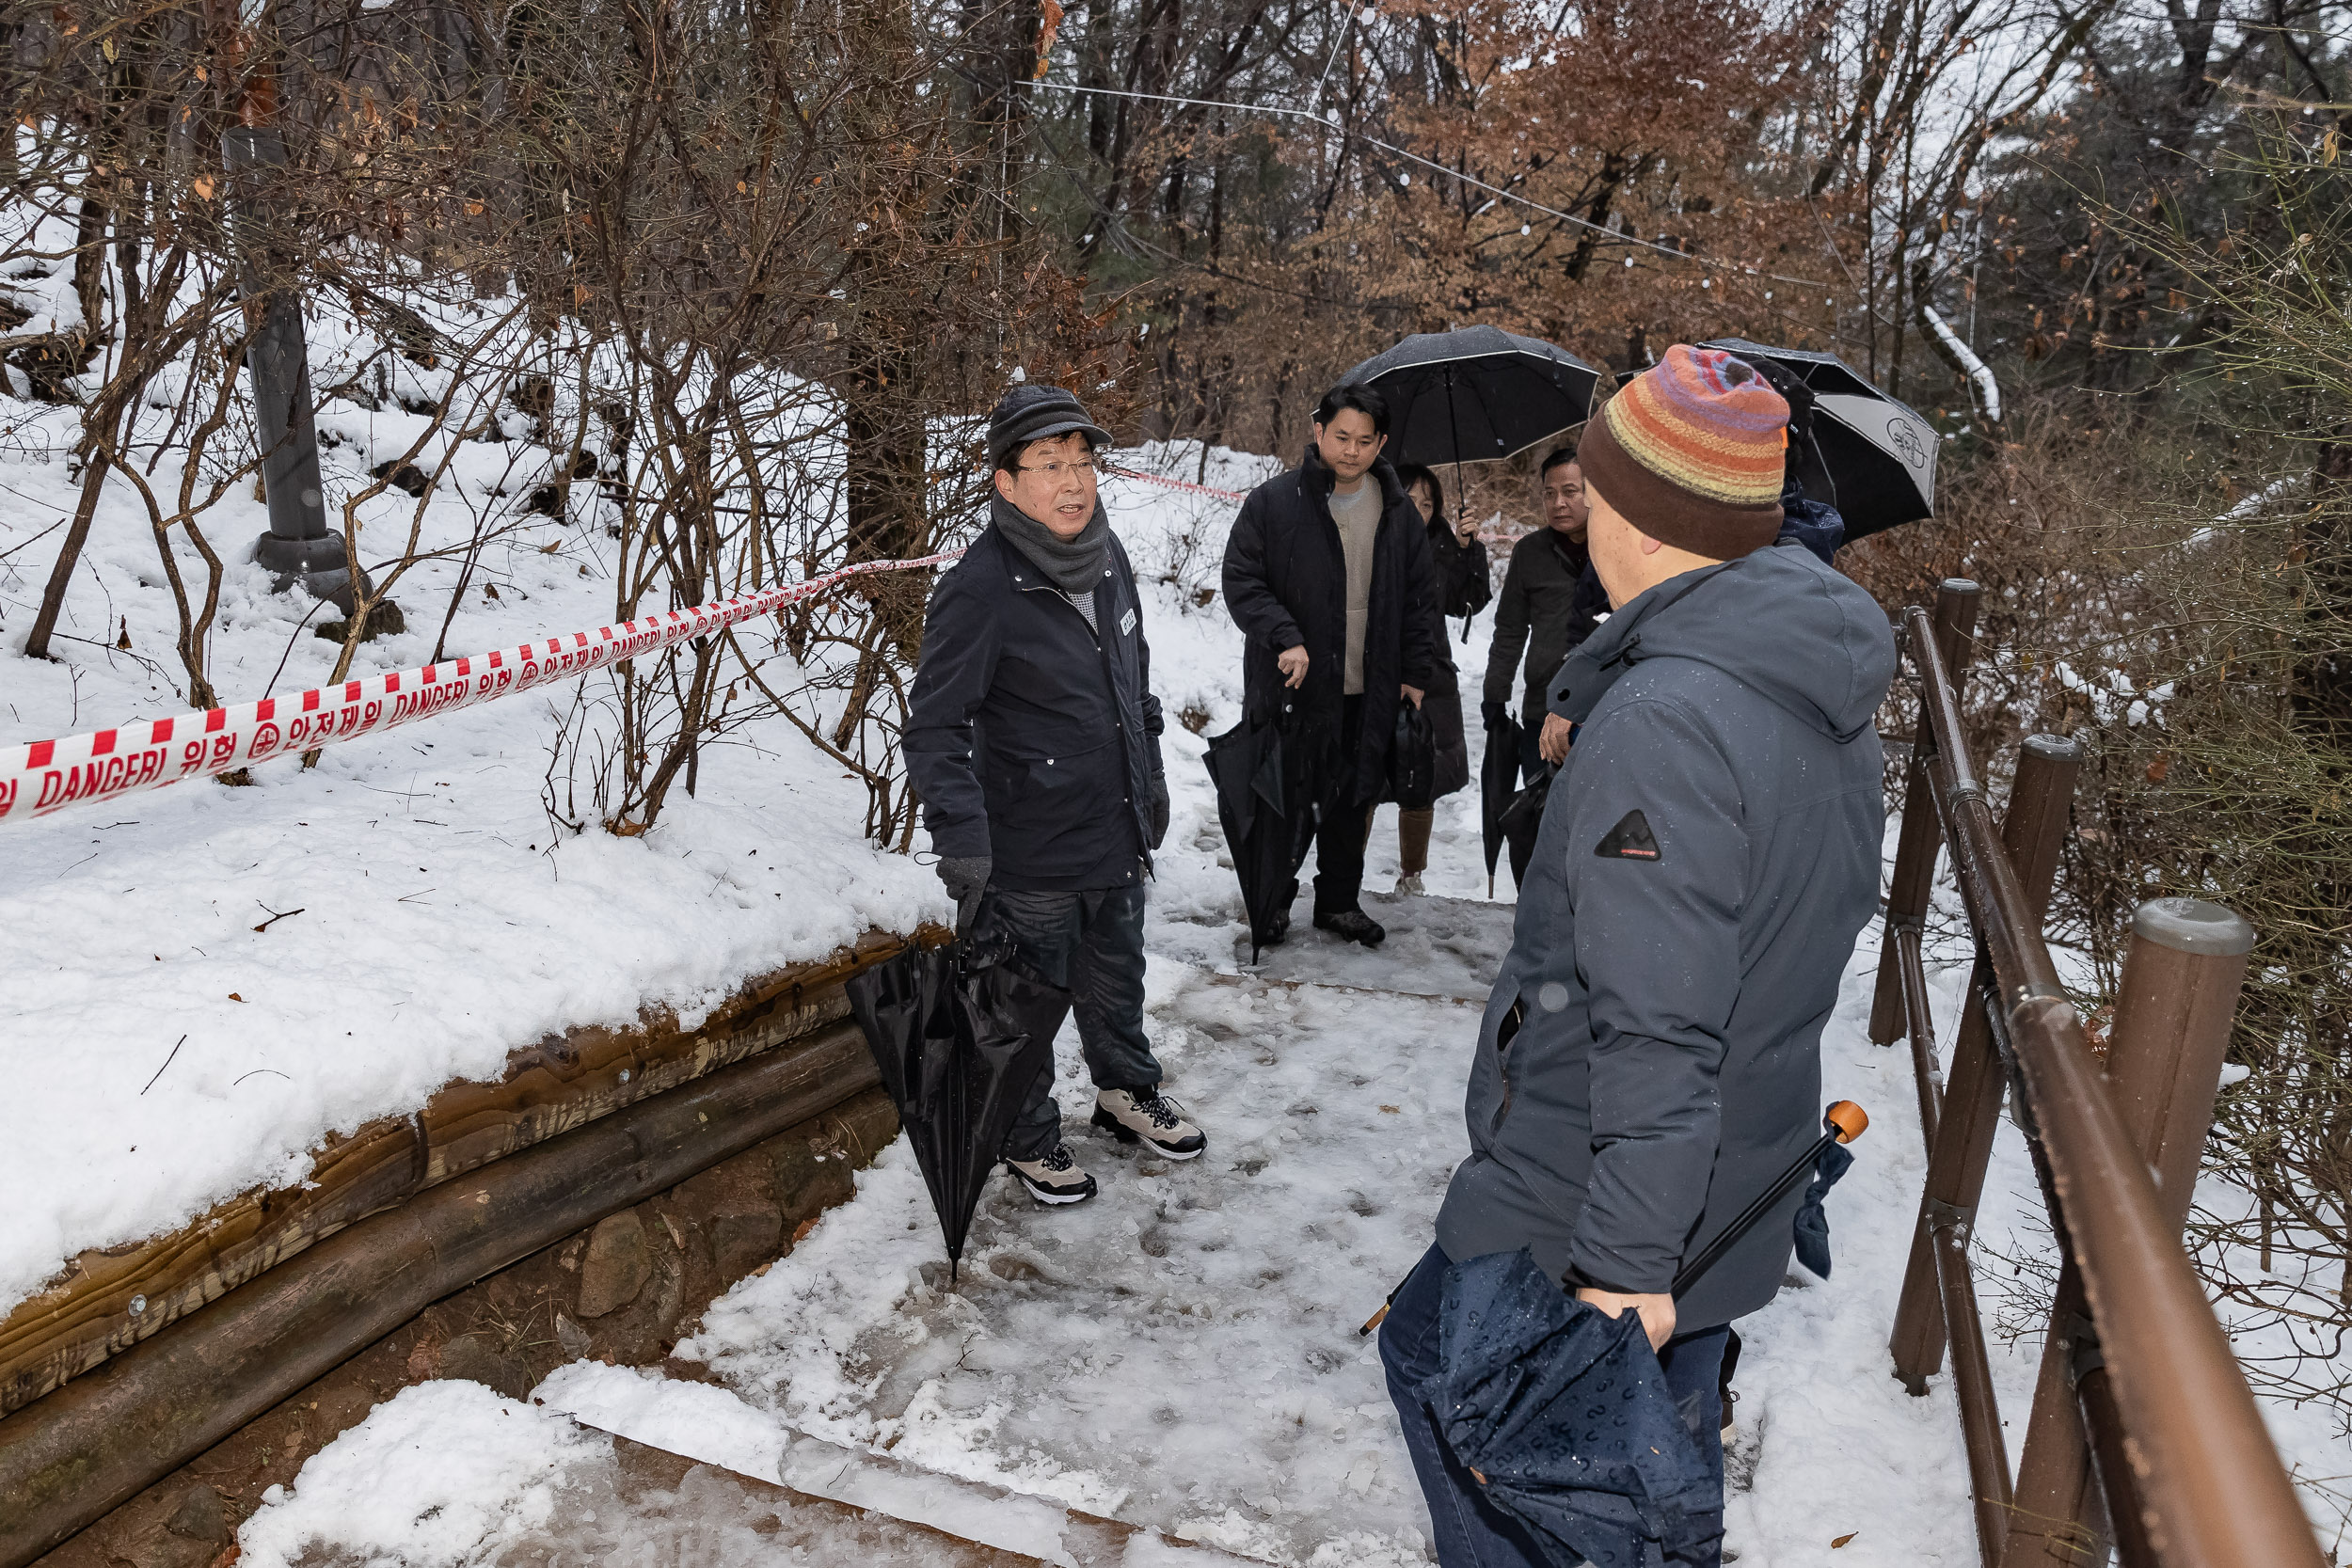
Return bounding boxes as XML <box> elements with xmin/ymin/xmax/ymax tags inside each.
<box><xmin>1221</xmin><ymin>384</ymin><xmax>1441</xmax><ymax>947</ymax></box>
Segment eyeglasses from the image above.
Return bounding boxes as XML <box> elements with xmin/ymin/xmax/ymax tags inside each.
<box><xmin>1017</xmin><ymin>457</ymin><xmax>1100</xmax><ymax>480</ymax></box>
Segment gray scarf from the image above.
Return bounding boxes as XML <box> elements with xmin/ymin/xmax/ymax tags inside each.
<box><xmin>993</xmin><ymin>497</ymin><xmax>1109</xmax><ymax>595</ymax></box>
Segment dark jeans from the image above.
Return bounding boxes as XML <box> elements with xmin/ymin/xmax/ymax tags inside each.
<box><xmin>1312</xmin><ymin>695</ymin><xmax>1373</xmax><ymax>915</ymax></box>
<box><xmin>1379</xmin><ymin>1244</ymin><xmax>1729</xmax><ymax>1568</ymax></box>
<box><xmin>973</xmin><ymin>885</ymin><xmax>1161</xmax><ymax>1161</ymax></box>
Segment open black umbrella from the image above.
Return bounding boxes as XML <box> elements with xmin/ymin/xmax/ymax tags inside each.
<box><xmin>1697</xmin><ymin>338</ymin><xmax>1937</xmax><ymax>539</ymax></box>
<box><xmin>1204</xmin><ymin>712</ymin><xmax>1325</xmax><ymax>961</ymax></box>
<box><xmin>1414</xmin><ymin>1103</ymin><xmax>1870</xmax><ymax>1568</ymax></box>
<box><xmin>1480</xmin><ymin>713</ymin><xmax>1522</xmax><ymax>899</ymax></box>
<box><xmin>1343</xmin><ymin>326</ymin><xmax>1603</xmax><ymax>469</ymax></box>
<box><xmin>847</xmin><ymin>941</ymin><xmax>1062</xmax><ymax>1287</ymax></box>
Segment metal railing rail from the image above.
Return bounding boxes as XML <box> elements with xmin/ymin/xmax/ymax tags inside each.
<box><xmin>1870</xmin><ymin>580</ymin><xmax>2322</xmax><ymax>1568</ymax></box>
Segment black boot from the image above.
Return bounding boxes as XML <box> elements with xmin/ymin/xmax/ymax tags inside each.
<box><xmin>1312</xmin><ymin>908</ymin><xmax>1387</xmax><ymax>946</ymax></box>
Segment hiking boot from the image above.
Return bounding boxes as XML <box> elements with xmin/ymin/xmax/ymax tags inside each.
<box><xmin>1092</xmin><ymin>1088</ymin><xmax>1206</xmax><ymax>1160</ymax></box>
<box><xmin>1393</xmin><ymin>873</ymin><xmax>1425</xmax><ymax>896</ymax></box>
<box><xmin>1259</xmin><ymin>908</ymin><xmax>1291</xmax><ymax>947</ymax></box>
<box><xmin>1007</xmin><ymin>1144</ymin><xmax>1098</xmax><ymax>1205</ymax></box>
<box><xmin>1313</xmin><ymin>908</ymin><xmax>1387</xmax><ymax>946</ymax></box>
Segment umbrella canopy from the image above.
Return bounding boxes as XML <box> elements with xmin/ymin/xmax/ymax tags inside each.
<box><xmin>847</xmin><ymin>942</ymin><xmax>1060</xmax><ymax>1285</ymax></box>
<box><xmin>1343</xmin><ymin>326</ymin><xmax>1604</xmax><ymax>469</ymax></box>
<box><xmin>1697</xmin><ymin>338</ymin><xmax>1937</xmax><ymax>538</ymax></box>
<box><xmin>1414</xmin><ymin>1103</ymin><xmax>1869</xmax><ymax>1567</ymax></box>
<box><xmin>1204</xmin><ymin>714</ymin><xmax>1325</xmax><ymax>961</ymax></box>
<box><xmin>1480</xmin><ymin>714</ymin><xmax>1522</xmax><ymax>898</ymax></box>
<box><xmin>1420</xmin><ymin>1249</ymin><xmax>1718</xmax><ymax>1568</ymax></box>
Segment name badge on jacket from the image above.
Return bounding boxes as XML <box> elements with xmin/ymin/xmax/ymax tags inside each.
<box><xmin>1120</xmin><ymin>608</ymin><xmax>1138</xmax><ymax>637</ymax></box>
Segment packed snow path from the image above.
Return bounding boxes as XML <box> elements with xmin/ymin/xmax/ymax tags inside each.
<box><xmin>245</xmin><ymin>736</ymin><xmax>2021</xmax><ymax>1566</ymax></box>
<box><xmin>630</xmin><ymin>894</ymin><xmax>1999</xmax><ymax>1568</ymax></box>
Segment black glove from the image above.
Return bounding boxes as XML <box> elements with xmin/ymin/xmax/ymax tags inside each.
<box><xmin>1480</xmin><ymin>701</ymin><xmax>1510</xmax><ymax>734</ymax></box>
<box><xmin>1147</xmin><ymin>774</ymin><xmax>1170</xmax><ymax>849</ymax></box>
<box><xmin>936</xmin><ymin>855</ymin><xmax>991</xmax><ymax>937</ymax></box>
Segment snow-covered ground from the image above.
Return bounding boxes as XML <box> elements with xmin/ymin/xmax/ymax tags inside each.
<box><xmin>6</xmin><ymin>317</ymin><xmax>2344</xmax><ymax>1559</ymax></box>
<box><xmin>0</xmin><ymin>399</ymin><xmax>943</xmax><ymax>1317</ymax></box>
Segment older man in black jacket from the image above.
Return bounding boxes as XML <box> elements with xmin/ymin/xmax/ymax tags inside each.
<box><xmin>1222</xmin><ymin>384</ymin><xmax>1440</xmax><ymax>947</ymax></box>
<box><xmin>1484</xmin><ymin>446</ymin><xmax>1611</xmax><ymax>785</ymax></box>
<box><xmin>903</xmin><ymin>385</ymin><xmax>1205</xmax><ymax>1209</ymax></box>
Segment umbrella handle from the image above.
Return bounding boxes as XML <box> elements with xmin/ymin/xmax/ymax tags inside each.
<box><xmin>1670</xmin><ymin>1102</ymin><xmax>1867</xmax><ymax>1300</ymax></box>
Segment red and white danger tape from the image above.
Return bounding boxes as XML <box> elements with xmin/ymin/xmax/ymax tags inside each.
<box><xmin>0</xmin><ymin>548</ymin><xmax>965</xmax><ymax>828</ymax></box>
<box><xmin>1104</xmin><ymin>465</ymin><xmax>1249</xmax><ymax>502</ymax></box>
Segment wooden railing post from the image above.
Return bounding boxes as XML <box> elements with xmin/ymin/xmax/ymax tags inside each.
<box><xmin>1889</xmin><ymin>735</ymin><xmax>2081</xmax><ymax>1391</ymax></box>
<box><xmin>1869</xmin><ymin>579</ymin><xmax>1981</xmax><ymax>1045</ymax></box>
<box><xmin>2003</xmin><ymin>896</ymin><xmax>2255</xmax><ymax>1568</ymax></box>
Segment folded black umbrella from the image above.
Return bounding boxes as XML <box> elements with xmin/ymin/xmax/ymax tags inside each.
<box><xmin>1498</xmin><ymin>768</ymin><xmax>1551</xmax><ymax>892</ymax></box>
<box><xmin>847</xmin><ymin>941</ymin><xmax>1062</xmax><ymax>1287</ymax></box>
<box><xmin>1481</xmin><ymin>712</ymin><xmax>1522</xmax><ymax>898</ymax></box>
<box><xmin>1204</xmin><ymin>712</ymin><xmax>1325</xmax><ymax>961</ymax></box>
<box><xmin>1343</xmin><ymin>326</ymin><xmax>1603</xmax><ymax>469</ymax></box>
<box><xmin>1695</xmin><ymin>338</ymin><xmax>1937</xmax><ymax>540</ymax></box>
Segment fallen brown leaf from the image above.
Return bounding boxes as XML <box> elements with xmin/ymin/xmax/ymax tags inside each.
<box><xmin>1832</xmin><ymin>1532</ymin><xmax>1857</xmax><ymax>1548</ymax></box>
<box><xmin>227</xmin><ymin>992</ymin><xmax>245</xmax><ymax>1003</ymax></box>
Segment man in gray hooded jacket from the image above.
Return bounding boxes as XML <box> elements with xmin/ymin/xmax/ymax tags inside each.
<box><xmin>1380</xmin><ymin>346</ymin><xmax>1898</xmax><ymax>1568</ymax></box>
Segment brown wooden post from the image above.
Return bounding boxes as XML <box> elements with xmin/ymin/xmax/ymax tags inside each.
<box><xmin>1869</xmin><ymin>579</ymin><xmax>1981</xmax><ymax>1045</ymax></box>
<box><xmin>1933</xmin><ymin>1219</ymin><xmax>2015</xmax><ymax>1565</ymax></box>
<box><xmin>1890</xmin><ymin>735</ymin><xmax>2080</xmax><ymax>1390</ymax></box>
<box><xmin>2002</xmin><ymin>896</ymin><xmax>2255</xmax><ymax>1568</ymax></box>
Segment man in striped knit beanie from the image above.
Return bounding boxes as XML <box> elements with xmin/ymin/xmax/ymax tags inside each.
<box><xmin>1383</xmin><ymin>346</ymin><xmax>1898</xmax><ymax>1567</ymax></box>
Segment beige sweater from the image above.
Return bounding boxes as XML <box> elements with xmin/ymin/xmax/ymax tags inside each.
<box><xmin>1328</xmin><ymin>479</ymin><xmax>1380</xmax><ymax>695</ymax></box>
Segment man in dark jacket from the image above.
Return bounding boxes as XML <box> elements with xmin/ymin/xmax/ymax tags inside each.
<box><xmin>903</xmin><ymin>385</ymin><xmax>1206</xmax><ymax>1208</ymax></box>
<box><xmin>1221</xmin><ymin>385</ymin><xmax>1441</xmax><ymax>946</ymax></box>
<box><xmin>1482</xmin><ymin>447</ymin><xmax>1611</xmax><ymax>785</ymax></box>
<box><xmin>1381</xmin><ymin>347</ymin><xmax>1897</xmax><ymax>1567</ymax></box>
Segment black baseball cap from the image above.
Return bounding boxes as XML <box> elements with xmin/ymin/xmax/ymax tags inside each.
<box><xmin>988</xmin><ymin>384</ymin><xmax>1113</xmax><ymax>468</ymax></box>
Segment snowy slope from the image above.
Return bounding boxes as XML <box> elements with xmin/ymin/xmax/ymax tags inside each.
<box><xmin>0</xmin><ymin>353</ymin><xmax>947</xmax><ymax>1314</ymax></box>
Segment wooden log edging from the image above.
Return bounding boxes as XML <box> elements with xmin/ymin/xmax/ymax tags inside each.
<box><xmin>0</xmin><ymin>925</ymin><xmax>941</xmax><ymax>1418</ymax></box>
<box><xmin>0</xmin><ymin>1017</ymin><xmax>886</xmax><ymax>1567</ymax></box>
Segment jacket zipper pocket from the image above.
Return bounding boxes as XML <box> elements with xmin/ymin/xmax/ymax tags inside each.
<box><xmin>1490</xmin><ymin>999</ymin><xmax>1526</xmax><ymax>1133</ymax></box>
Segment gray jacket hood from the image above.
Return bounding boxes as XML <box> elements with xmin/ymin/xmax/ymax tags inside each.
<box><xmin>1549</xmin><ymin>543</ymin><xmax>1897</xmax><ymax>745</ymax></box>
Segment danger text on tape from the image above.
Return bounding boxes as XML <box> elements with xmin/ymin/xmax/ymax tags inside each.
<box><xmin>0</xmin><ymin>548</ymin><xmax>964</xmax><ymax>828</ymax></box>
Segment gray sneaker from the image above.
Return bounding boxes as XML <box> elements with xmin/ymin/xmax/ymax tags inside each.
<box><xmin>1092</xmin><ymin>1088</ymin><xmax>1206</xmax><ymax>1160</ymax></box>
<box><xmin>1007</xmin><ymin>1144</ymin><xmax>1098</xmax><ymax>1205</ymax></box>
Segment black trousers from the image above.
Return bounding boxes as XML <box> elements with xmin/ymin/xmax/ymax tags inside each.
<box><xmin>972</xmin><ymin>884</ymin><xmax>1160</xmax><ymax>1161</ymax></box>
<box><xmin>1312</xmin><ymin>694</ymin><xmax>1373</xmax><ymax>915</ymax></box>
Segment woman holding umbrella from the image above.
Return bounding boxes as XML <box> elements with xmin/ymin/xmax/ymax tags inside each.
<box><xmin>1401</xmin><ymin>463</ymin><xmax>1493</xmax><ymax>632</ymax></box>
<box><xmin>1383</xmin><ymin>465</ymin><xmax>1480</xmax><ymax>895</ymax></box>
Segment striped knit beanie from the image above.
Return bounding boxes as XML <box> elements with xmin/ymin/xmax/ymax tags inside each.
<box><xmin>1577</xmin><ymin>344</ymin><xmax>1788</xmax><ymax>559</ymax></box>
